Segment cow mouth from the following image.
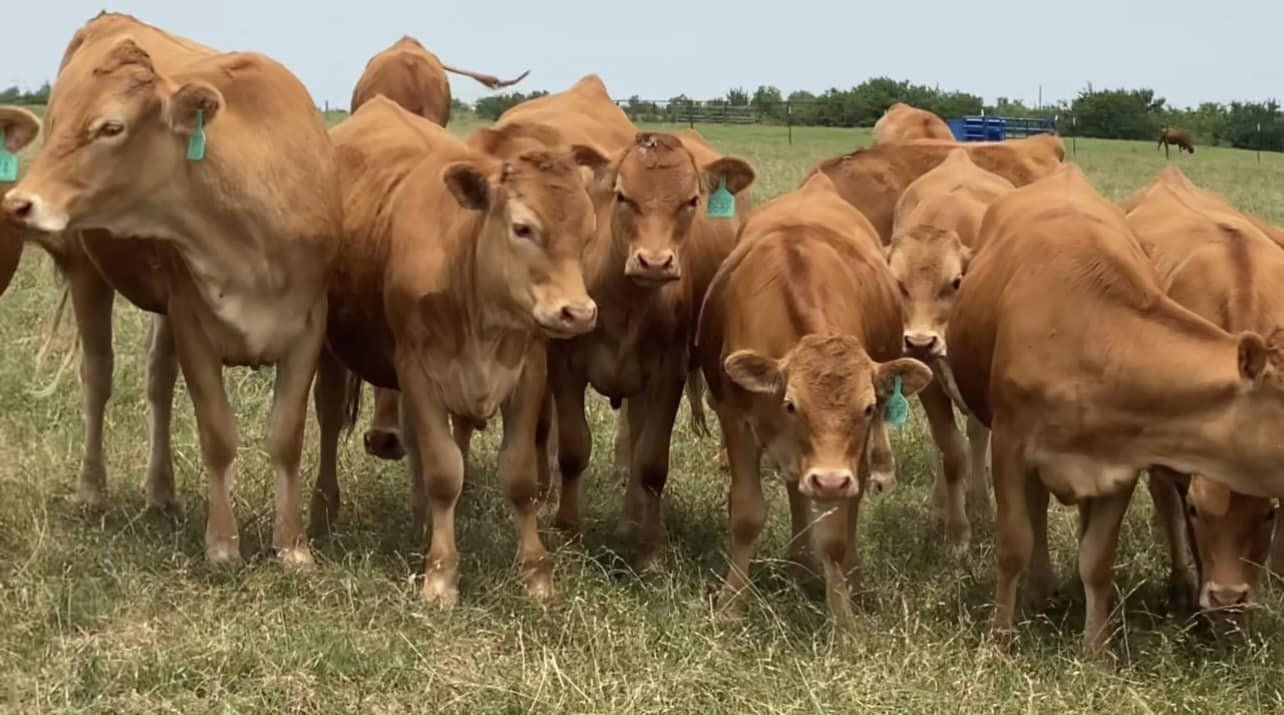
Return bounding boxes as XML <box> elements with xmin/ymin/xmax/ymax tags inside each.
<box><xmin>625</xmin><ymin>270</ymin><xmax>680</xmax><ymax>287</ymax></box>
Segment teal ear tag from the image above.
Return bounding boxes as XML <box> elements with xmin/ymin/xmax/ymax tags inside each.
<box><xmin>707</xmin><ymin>176</ymin><xmax>735</xmax><ymax>219</ymax></box>
<box><xmin>0</xmin><ymin>130</ymin><xmax>18</xmax><ymax>182</ymax></box>
<box><xmin>883</xmin><ymin>375</ymin><xmax>910</xmax><ymax>428</ymax></box>
<box><xmin>186</xmin><ymin>111</ymin><xmax>206</xmax><ymax>162</ymax></box>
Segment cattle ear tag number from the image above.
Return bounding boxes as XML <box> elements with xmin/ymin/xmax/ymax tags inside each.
<box><xmin>883</xmin><ymin>374</ymin><xmax>910</xmax><ymax>428</ymax></box>
<box><xmin>186</xmin><ymin>110</ymin><xmax>206</xmax><ymax>162</ymax></box>
<box><xmin>0</xmin><ymin>130</ymin><xmax>18</xmax><ymax>182</ymax></box>
<box><xmin>707</xmin><ymin>176</ymin><xmax>735</xmax><ymax>219</ymax></box>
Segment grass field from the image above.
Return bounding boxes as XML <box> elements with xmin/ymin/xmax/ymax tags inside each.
<box><xmin>4</xmin><ymin>114</ymin><xmax>1284</xmax><ymax>713</ymax></box>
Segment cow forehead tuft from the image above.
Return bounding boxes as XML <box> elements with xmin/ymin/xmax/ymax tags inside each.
<box><xmin>787</xmin><ymin>336</ymin><xmax>875</xmax><ymax>408</ymax></box>
<box><xmin>623</xmin><ymin>134</ymin><xmax>693</xmax><ymax>172</ymax></box>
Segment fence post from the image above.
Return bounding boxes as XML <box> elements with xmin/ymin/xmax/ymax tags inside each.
<box><xmin>1258</xmin><ymin>122</ymin><xmax>1262</xmax><ymax>164</ymax></box>
<box><xmin>688</xmin><ymin>99</ymin><xmax>695</xmax><ymax>129</ymax></box>
<box><xmin>1071</xmin><ymin>115</ymin><xmax>1077</xmax><ymax>156</ymax></box>
<box><xmin>787</xmin><ymin>101</ymin><xmax>793</xmax><ymax>146</ymax></box>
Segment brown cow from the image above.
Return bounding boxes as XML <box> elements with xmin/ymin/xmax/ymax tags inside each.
<box><xmin>814</xmin><ymin>134</ymin><xmax>1065</xmax><ymax>243</ymax></box>
<box><xmin>1120</xmin><ymin>165</ymin><xmax>1284</xmax><ymax>251</ymax></box>
<box><xmin>0</xmin><ymin>107</ymin><xmax>40</xmax><ymax>297</ymax></box>
<box><xmin>947</xmin><ymin>165</ymin><xmax>1284</xmax><ymax>652</ymax></box>
<box><xmin>311</xmin><ymin>96</ymin><xmax>603</xmax><ymax>605</ymax></box>
<box><xmin>886</xmin><ymin>149</ymin><xmax>1014</xmax><ymax>547</ymax></box>
<box><xmin>873</xmin><ymin>102</ymin><xmax>955</xmax><ymax>144</ymax></box>
<box><xmin>3</xmin><ymin>13</ymin><xmax>343</xmax><ymax>568</ymax></box>
<box><xmin>350</xmin><ymin>36</ymin><xmax>528</xmax><ymax>125</ymax></box>
<box><xmin>697</xmin><ymin>171</ymin><xmax>932</xmax><ymax>623</ymax></box>
<box><xmin>1125</xmin><ymin>174</ymin><xmax>1283</xmax><ymax>613</ymax></box>
<box><xmin>1158</xmin><ymin>127</ymin><xmax>1195</xmax><ymax>156</ymax></box>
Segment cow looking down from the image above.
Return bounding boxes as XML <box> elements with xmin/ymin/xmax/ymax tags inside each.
<box><xmin>873</xmin><ymin>102</ymin><xmax>955</xmax><ymax>144</ymax></box>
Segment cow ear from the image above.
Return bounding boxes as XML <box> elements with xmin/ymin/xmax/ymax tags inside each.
<box><xmin>702</xmin><ymin>157</ymin><xmax>755</xmax><ymax>195</ymax></box>
<box><xmin>469</xmin><ymin>127</ymin><xmax>506</xmax><ymax>157</ymax></box>
<box><xmin>724</xmin><ymin>350</ymin><xmax>783</xmax><ymax>395</ymax></box>
<box><xmin>1238</xmin><ymin>332</ymin><xmax>1270</xmax><ymax>385</ymax></box>
<box><xmin>0</xmin><ymin>106</ymin><xmax>40</xmax><ymax>153</ymax></box>
<box><xmin>442</xmin><ymin>161</ymin><xmax>491</xmax><ymax>211</ymax></box>
<box><xmin>164</xmin><ymin>81</ymin><xmax>223</xmax><ymax>135</ymax></box>
<box><xmin>876</xmin><ymin>358</ymin><xmax>934</xmax><ymax>399</ymax></box>
<box><xmin>1188</xmin><ymin>476</ymin><xmax>1231</xmax><ymax>518</ymax></box>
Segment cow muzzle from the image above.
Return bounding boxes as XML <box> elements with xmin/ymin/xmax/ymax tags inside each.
<box><xmin>626</xmin><ymin>249</ymin><xmax>680</xmax><ymax>285</ymax></box>
<box><xmin>800</xmin><ymin>468</ymin><xmax>859</xmax><ymax>501</ymax></box>
<box><xmin>903</xmin><ymin>330</ymin><xmax>945</xmax><ymax>358</ymax></box>
<box><xmin>535</xmin><ymin>299</ymin><xmax>598</xmax><ymax>338</ymax></box>
<box><xmin>1</xmin><ymin>190</ymin><xmax>68</xmax><ymax>233</ymax></box>
<box><xmin>1200</xmin><ymin>581</ymin><xmax>1250</xmax><ymax>613</ymax></box>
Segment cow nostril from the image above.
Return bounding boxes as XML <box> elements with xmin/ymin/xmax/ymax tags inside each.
<box><xmin>659</xmin><ymin>254</ymin><xmax>674</xmax><ymax>269</ymax></box>
<box><xmin>6</xmin><ymin>198</ymin><xmax>33</xmax><ymax>221</ymax></box>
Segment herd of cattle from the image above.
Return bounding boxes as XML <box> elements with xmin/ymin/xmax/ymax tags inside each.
<box><xmin>2</xmin><ymin>12</ymin><xmax>1283</xmax><ymax>654</ymax></box>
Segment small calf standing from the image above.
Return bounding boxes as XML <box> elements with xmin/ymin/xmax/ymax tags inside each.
<box><xmin>697</xmin><ymin>173</ymin><xmax>931</xmax><ymax>624</ymax></box>
<box><xmin>1158</xmin><ymin>127</ymin><xmax>1195</xmax><ymax>157</ymax></box>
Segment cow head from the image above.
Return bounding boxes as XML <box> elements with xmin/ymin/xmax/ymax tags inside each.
<box><xmin>2</xmin><ymin>39</ymin><xmax>221</xmax><ymax>234</ymax></box>
<box><xmin>0</xmin><ymin>106</ymin><xmax>40</xmax><ymax>296</ymax></box>
<box><xmin>441</xmin><ymin>146</ymin><xmax>604</xmax><ymax>338</ymax></box>
<box><xmin>886</xmin><ymin>225</ymin><xmax>971</xmax><ymax>359</ymax></box>
<box><xmin>596</xmin><ymin>133</ymin><xmax>753</xmax><ymax>285</ymax></box>
<box><xmin>1186</xmin><ymin>476</ymin><xmax>1276</xmax><ymax>614</ymax></box>
<box><xmin>724</xmin><ymin>335</ymin><xmax>931</xmax><ymax>500</ymax></box>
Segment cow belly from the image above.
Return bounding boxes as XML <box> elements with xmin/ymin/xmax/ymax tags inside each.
<box><xmin>583</xmin><ymin>343</ymin><xmax>647</xmax><ymax>399</ymax></box>
<box><xmin>1030</xmin><ymin>449</ymin><xmax>1140</xmax><ymax>504</ymax></box>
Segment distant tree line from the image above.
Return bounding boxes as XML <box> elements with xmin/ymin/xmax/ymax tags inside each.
<box><xmin>0</xmin><ymin>83</ymin><xmax>50</xmax><ymax>105</ymax></box>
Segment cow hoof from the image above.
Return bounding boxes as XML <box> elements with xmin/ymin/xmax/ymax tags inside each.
<box><xmin>363</xmin><ymin>429</ymin><xmax>406</xmax><ymax>461</ymax></box>
<box><xmin>206</xmin><ymin>543</ymin><xmax>243</xmax><ymax>569</ymax></box>
<box><xmin>76</xmin><ymin>484</ymin><xmax>109</xmax><ymax>513</ymax></box>
<box><xmin>869</xmin><ymin>470</ymin><xmax>896</xmax><ymax>495</ymax></box>
<box><xmin>278</xmin><ymin>547</ymin><xmax>316</xmax><ymax>572</ymax></box>
<box><xmin>421</xmin><ymin>573</ymin><xmax>459</xmax><ymax>608</ymax></box>
<box><xmin>524</xmin><ymin>574</ymin><xmax>555</xmax><ymax>604</ymax></box>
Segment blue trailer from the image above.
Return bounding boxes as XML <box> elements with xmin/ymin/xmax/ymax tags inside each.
<box><xmin>947</xmin><ymin>115</ymin><xmax>1057</xmax><ymax>142</ymax></box>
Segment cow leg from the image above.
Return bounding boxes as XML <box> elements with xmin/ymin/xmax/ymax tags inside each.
<box><xmin>143</xmin><ymin>315</ymin><xmax>178</xmax><ymax>514</ymax></box>
<box><xmin>622</xmin><ymin>374</ymin><xmax>684</xmax><ymax>571</ymax></box>
<box><xmin>398</xmin><ymin>360</ymin><xmax>465</xmax><ymax>606</ymax></box>
<box><xmin>785</xmin><ymin>478</ymin><xmax>816</xmax><ymax>574</ymax></box>
<box><xmin>263</xmin><ymin>313</ymin><xmax>325</xmax><ymax>569</ymax></box>
<box><xmin>549</xmin><ymin>364</ymin><xmax>591</xmax><ymax>534</ymax></box>
<box><xmin>401</xmin><ymin>402</ymin><xmax>428</xmax><ymax>545</ymax></box>
<box><xmin>1078</xmin><ymin>479</ymin><xmax>1137</xmax><ymax>653</ymax></box>
<box><xmin>498</xmin><ymin>348</ymin><xmax>555</xmax><ymax>602</ymax></box>
<box><xmin>866</xmin><ymin>417</ymin><xmax>896</xmax><ymax>494</ymax></box>
<box><xmin>363</xmin><ymin>386</ymin><xmax>405</xmax><ymax>461</ymax></box>
<box><xmin>309</xmin><ymin>347</ymin><xmax>348</xmax><ymax>538</ymax></box>
<box><xmin>612</xmin><ymin>405</ymin><xmax>631</xmax><ymax>483</ymax></box>
<box><xmin>715</xmin><ymin>412</ymin><xmax>765</xmax><ymax>617</ymax></box>
<box><xmin>966</xmin><ymin>416</ymin><xmax>992</xmax><ymax>517</ymax></box>
<box><xmin>1147</xmin><ymin>467</ymin><xmax>1198</xmax><ymax>612</ymax></box>
<box><xmin>920</xmin><ymin>382</ymin><xmax>971</xmax><ymax>551</ymax></box>
<box><xmin>844</xmin><ymin>486</ymin><xmax>864</xmax><ymax>596</ymax></box>
<box><xmin>991</xmin><ymin>428</ymin><xmax>1032</xmax><ymax>637</ymax></box>
<box><xmin>68</xmin><ymin>264</ymin><xmax>114</xmax><ymax>511</ymax></box>
<box><xmin>812</xmin><ymin>498</ymin><xmax>858</xmax><ymax>626</ymax></box>
<box><xmin>534</xmin><ymin>387</ymin><xmax>554</xmax><ymax>499</ymax></box>
<box><xmin>170</xmin><ymin>314</ymin><xmax>240</xmax><ymax>566</ymax></box>
<box><xmin>1025</xmin><ymin>475</ymin><xmax>1055</xmax><ymax>609</ymax></box>
<box><xmin>1272</xmin><ymin>512</ymin><xmax>1284</xmax><ymax>577</ymax></box>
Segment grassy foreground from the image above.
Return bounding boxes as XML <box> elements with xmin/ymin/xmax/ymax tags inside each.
<box><xmin>3</xmin><ymin>117</ymin><xmax>1284</xmax><ymax>713</ymax></box>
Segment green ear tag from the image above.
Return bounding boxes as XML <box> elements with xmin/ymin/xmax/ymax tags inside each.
<box><xmin>883</xmin><ymin>375</ymin><xmax>910</xmax><ymax>428</ymax></box>
<box><xmin>186</xmin><ymin>111</ymin><xmax>206</xmax><ymax>162</ymax></box>
<box><xmin>0</xmin><ymin>130</ymin><xmax>18</xmax><ymax>182</ymax></box>
<box><xmin>707</xmin><ymin>176</ymin><xmax>735</xmax><ymax>219</ymax></box>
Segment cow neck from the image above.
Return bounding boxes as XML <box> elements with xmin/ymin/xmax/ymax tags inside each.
<box><xmin>449</xmin><ymin>213</ymin><xmax>530</xmax><ymax>337</ymax></box>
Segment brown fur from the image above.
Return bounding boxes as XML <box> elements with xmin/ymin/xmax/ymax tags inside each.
<box><xmin>0</xmin><ymin>106</ymin><xmax>40</xmax><ymax>296</ymax></box>
<box><xmin>350</xmin><ymin>36</ymin><xmax>528</xmax><ymax>126</ymax></box>
<box><xmin>947</xmin><ymin>164</ymin><xmax>1284</xmax><ymax>651</ymax></box>
<box><xmin>812</xmin><ymin>134</ymin><xmax>1065</xmax><ymax>243</ymax></box>
<box><xmin>697</xmin><ymin>172</ymin><xmax>931</xmax><ymax>622</ymax></box>
<box><xmin>873</xmin><ymin>102</ymin><xmax>955</xmax><ymax>144</ymax></box>
<box><xmin>1158</xmin><ymin>127</ymin><xmax>1195</xmax><ymax>155</ymax></box>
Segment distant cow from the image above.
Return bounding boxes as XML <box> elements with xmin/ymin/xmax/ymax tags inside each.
<box><xmin>0</xmin><ymin>107</ymin><xmax>39</xmax><ymax>296</ymax></box>
<box><xmin>873</xmin><ymin>102</ymin><xmax>955</xmax><ymax>144</ymax></box>
<box><xmin>697</xmin><ymin>172</ymin><xmax>931</xmax><ymax>624</ymax></box>
<box><xmin>948</xmin><ymin>165</ymin><xmax>1284</xmax><ymax>652</ymax></box>
<box><xmin>1158</xmin><ymin>127</ymin><xmax>1195</xmax><ymax>156</ymax></box>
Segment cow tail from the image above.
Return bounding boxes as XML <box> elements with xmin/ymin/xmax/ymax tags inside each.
<box><xmin>685</xmin><ymin>370</ymin><xmax>713</xmax><ymax>439</ymax></box>
<box><xmin>31</xmin><ymin>275</ymin><xmax>78</xmax><ymax>399</ymax></box>
<box><xmin>341</xmin><ymin>370</ymin><xmax>363</xmax><ymax>437</ymax></box>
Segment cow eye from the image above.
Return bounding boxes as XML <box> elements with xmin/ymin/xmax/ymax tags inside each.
<box><xmin>97</xmin><ymin>121</ymin><xmax>125</xmax><ymax>139</ymax></box>
<box><xmin>687</xmin><ymin>196</ymin><xmax>699</xmax><ymax>208</ymax></box>
<box><xmin>512</xmin><ymin>223</ymin><xmax>536</xmax><ymax>241</ymax></box>
<box><xmin>615</xmin><ymin>192</ymin><xmax>638</xmax><ymax>211</ymax></box>
<box><xmin>863</xmin><ymin>402</ymin><xmax>876</xmax><ymax>417</ymax></box>
<box><xmin>951</xmin><ymin>276</ymin><xmax>963</xmax><ymax>291</ymax></box>
<box><xmin>783</xmin><ymin>398</ymin><xmax>797</xmax><ymax>415</ymax></box>
<box><xmin>896</xmin><ymin>280</ymin><xmax>909</xmax><ymax>299</ymax></box>
<box><xmin>1186</xmin><ymin>503</ymin><xmax>1198</xmax><ymax>520</ymax></box>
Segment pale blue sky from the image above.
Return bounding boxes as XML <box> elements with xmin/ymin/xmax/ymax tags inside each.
<box><xmin>8</xmin><ymin>1</ymin><xmax>1282</xmax><ymax>110</ymax></box>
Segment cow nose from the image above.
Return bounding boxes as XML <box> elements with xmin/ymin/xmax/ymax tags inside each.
<box><xmin>558</xmin><ymin>301</ymin><xmax>598</xmax><ymax>333</ymax></box>
<box><xmin>2</xmin><ymin>193</ymin><xmax>33</xmax><ymax>225</ymax></box>
<box><xmin>630</xmin><ymin>250</ymin><xmax>679</xmax><ymax>282</ymax></box>
<box><xmin>1207</xmin><ymin>583</ymin><xmax>1250</xmax><ymax>609</ymax></box>
<box><xmin>804</xmin><ymin>469</ymin><xmax>855</xmax><ymax>499</ymax></box>
<box><xmin>904</xmin><ymin>332</ymin><xmax>941</xmax><ymax>354</ymax></box>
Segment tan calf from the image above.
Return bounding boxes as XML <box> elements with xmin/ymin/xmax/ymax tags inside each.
<box><xmin>948</xmin><ymin>165</ymin><xmax>1284</xmax><ymax>652</ymax></box>
<box><xmin>4</xmin><ymin>14</ymin><xmax>343</xmax><ymax>568</ymax></box>
<box><xmin>887</xmin><ymin>149</ymin><xmax>1014</xmax><ymax>547</ymax></box>
<box><xmin>873</xmin><ymin>102</ymin><xmax>955</xmax><ymax>144</ymax></box>
<box><xmin>1125</xmin><ymin>170</ymin><xmax>1284</xmax><ymax>614</ymax></box>
<box><xmin>312</xmin><ymin>97</ymin><xmax>603</xmax><ymax>605</ymax></box>
<box><xmin>698</xmin><ymin>173</ymin><xmax>931</xmax><ymax>623</ymax></box>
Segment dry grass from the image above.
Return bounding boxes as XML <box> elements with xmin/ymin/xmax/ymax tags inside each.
<box><xmin>3</xmin><ymin>115</ymin><xmax>1284</xmax><ymax>713</ymax></box>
